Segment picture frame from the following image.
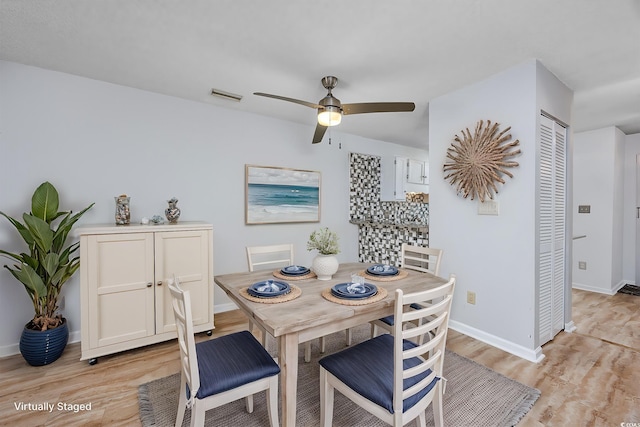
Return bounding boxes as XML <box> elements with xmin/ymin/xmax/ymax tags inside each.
<box><xmin>245</xmin><ymin>164</ymin><xmax>321</xmax><ymax>224</ymax></box>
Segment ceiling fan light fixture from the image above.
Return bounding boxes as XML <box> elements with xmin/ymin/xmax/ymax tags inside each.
<box><xmin>317</xmin><ymin>107</ymin><xmax>342</xmax><ymax>127</ymax></box>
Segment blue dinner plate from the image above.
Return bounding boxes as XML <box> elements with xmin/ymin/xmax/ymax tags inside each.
<box><xmin>331</xmin><ymin>282</ymin><xmax>378</xmax><ymax>299</ymax></box>
<box><xmin>248</xmin><ymin>280</ymin><xmax>290</xmax><ymax>298</ymax></box>
<box><xmin>280</xmin><ymin>265</ymin><xmax>310</xmax><ymax>276</ymax></box>
<box><xmin>367</xmin><ymin>264</ymin><xmax>399</xmax><ymax>276</ymax></box>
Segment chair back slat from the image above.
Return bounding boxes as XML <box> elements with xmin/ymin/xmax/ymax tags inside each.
<box><xmin>246</xmin><ymin>244</ymin><xmax>294</xmax><ymax>272</ymax></box>
<box><xmin>392</xmin><ymin>275</ymin><xmax>456</xmax><ymax>415</ymax></box>
<box><xmin>403</xmin><ymin>297</ymin><xmax>451</xmax><ymax>323</ymax></box>
<box><xmin>401</xmin><ymin>243</ymin><xmax>443</xmax><ymax>275</ymax></box>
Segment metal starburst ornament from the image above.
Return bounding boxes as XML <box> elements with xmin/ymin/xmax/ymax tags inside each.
<box><xmin>443</xmin><ymin>120</ymin><xmax>521</xmax><ymax>202</ymax></box>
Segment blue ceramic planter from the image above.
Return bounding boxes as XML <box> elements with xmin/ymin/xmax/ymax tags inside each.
<box><xmin>19</xmin><ymin>318</ymin><xmax>68</xmax><ymax>366</ymax></box>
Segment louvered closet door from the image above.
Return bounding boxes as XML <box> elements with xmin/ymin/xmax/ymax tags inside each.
<box><xmin>538</xmin><ymin>114</ymin><xmax>567</xmax><ymax>345</ymax></box>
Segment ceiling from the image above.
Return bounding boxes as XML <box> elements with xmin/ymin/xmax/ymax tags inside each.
<box><xmin>1</xmin><ymin>1</ymin><xmax>639</xmax><ymax>148</ymax></box>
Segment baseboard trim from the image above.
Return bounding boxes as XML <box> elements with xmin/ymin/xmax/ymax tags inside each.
<box><xmin>0</xmin><ymin>343</ymin><xmax>19</xmax><ymax>358</ymax></box>
<box><xmin>572</xmin><ymin>280</ymin><xmax>628</xmax><ymax>295</ymax></box>
<box><xmin>1</xmin><ymin>304</ymin><xmax>242</xmax><ymax>358</ymax></box>
<box><xmin>449</xmin><ymin>320</ymin><xmax>544</xmax><ymax>363</ymax></box>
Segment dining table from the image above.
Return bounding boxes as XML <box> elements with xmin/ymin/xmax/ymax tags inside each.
<box><xmin>214</xmin><ymin>261</ymin><xmax>447</xmax><ymax>427</ymax></box>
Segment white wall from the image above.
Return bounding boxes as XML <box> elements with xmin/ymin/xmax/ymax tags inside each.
<box><xmin>572</xmin><ymin>127</ymin><xmax>627</xmax><ymax>293</ymax></box>
<box><xmin>0</xmin><ymin>60</ymin><xmax>428</xmax><ymax>356</ymax></box>
<box><xmin>623</xmin><ymin>133</ymin><xmax>640</xmax><ymax>285</ymax></box>
<box><xmin>429</xmin><ymin>59</ymin><xmax>572</xmax><ymax>361</ymax></box>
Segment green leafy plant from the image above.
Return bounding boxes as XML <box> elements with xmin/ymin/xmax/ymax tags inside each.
<box><xmin>307</xmin><ymin>227</ymin><xmax>340</xmax><ymax>255</ymax></box>
<box><xmin>0</xmin><ymin>182</ymin><xmax>94</xmax><ymax>331</ymax></box>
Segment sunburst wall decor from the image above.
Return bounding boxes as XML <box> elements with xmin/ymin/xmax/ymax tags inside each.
<box><xmin>443</xmin><ymin>120</ymin><xmax>521</xmax><ymax>202</ymax></box>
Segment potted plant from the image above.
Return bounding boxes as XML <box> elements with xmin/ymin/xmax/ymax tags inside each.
<box><xmin>307</xmin><ymin>227</ymin><xmax>340</xmax><ymax>280</ymax></box>
<box><xmin>0</xmin><ymin>181</ymin><xmax>94</xmax><ymax>365</ymax></box>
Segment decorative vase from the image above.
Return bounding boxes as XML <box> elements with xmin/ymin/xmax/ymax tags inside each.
<box><xmin>114</xmin><ymin>195</ymin><xmax>130</xmax><ymax>225</ymax></box>
<box><xmin>165</xmin><ymin>197</ymin><xmax>181</xmax><ymax>223</ymax></box>
<box><xmin>19</xmin><ymin>318</ymin><xmax>69</xmax><ymax>366</ymax></box>
<box><xmin>312</xmin><ymin>254</ymin><xmax>339</xmax><ymax>280</ymax></box>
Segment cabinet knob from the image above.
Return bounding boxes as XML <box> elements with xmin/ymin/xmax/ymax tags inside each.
<box><xmin>157</xmin><ymin>281</ymin><xmax>163</xmax><ymax>286</ymax></box>
<box><xmin>146</xmin><ymin>282</ymin><xmax>152</xmax><ymax>287</ymax></box>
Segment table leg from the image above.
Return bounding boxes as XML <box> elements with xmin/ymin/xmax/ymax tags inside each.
<box><xmin>280</xmin><ymin>332</ymin><xmax>299</xmax><ymax>427</ymax></box>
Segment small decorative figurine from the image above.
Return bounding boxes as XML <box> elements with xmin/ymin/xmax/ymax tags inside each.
<box><xmin>115</xmin><ymin>194</ymin><xmax>130</xmax><ymax>225</ymax></box>
<box><xmin>165</xmin><ymin>197</ymin><xmax>181</xmax><ymax>223</ymax></box>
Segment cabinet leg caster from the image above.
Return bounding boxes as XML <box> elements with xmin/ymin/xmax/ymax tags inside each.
<box><xmin>89</xmin><ymin>358</ymin><xmax>98</xmax><ymax>365</ymax></box>
<box><xmin>206</xmin><ymin>330</ymin><xmax>213</xmax><ymax>336</ymax></box>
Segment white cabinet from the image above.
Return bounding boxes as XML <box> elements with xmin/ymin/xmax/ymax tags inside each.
<box><xmin>394</xmin><ymin>156</ymin><xmax>429</xmax><ymax>200</ymax></box>
<box><xmin>78</xmin><ymin>222</ymin><xmax>214</xmax><ymax>362</ymax></box>
<box><xmin>407</xmin><ymin>158</ymin><xmax>428</xmax><ymax>184</ymax></box>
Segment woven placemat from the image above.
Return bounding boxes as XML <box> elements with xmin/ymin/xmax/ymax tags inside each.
<box><xmin>321</xmin><ymin>286</ymin><xmax>388</xmax><ymax>306</ymax></box>
<box><xmin>272</xmin><ymin>270</ymin><xmax>317</xmax><ymax>281</ymax></box>
<box><xmin>359</xmin><ymin>269</ymin><xmax>408</xmax><ymax>282</ymax></box>
<box><xmin>240</xmin><ymin>284</ymin><xmax>302</xmax><ymax>304</ymax></box>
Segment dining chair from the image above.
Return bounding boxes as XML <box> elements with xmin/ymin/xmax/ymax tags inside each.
<box><xmin>319</xmin><ymin>275</ymin><xmax>456</xmax><ymax>427</ymax></box>
<box><xmin>168</xmin><ymin>278</ymin><xmax>280</xmax><ymax>427</ymax></box>
<box><xmin>371</xmin><ymin>244</ymin><xmax>443</xmax><ymax>339</ymax></box>
<box><xmin>246</xmin><ymin>243</ymin><xmax>325</xmax><ymax>362</ymax></box>
<box><xmin>400</xmin><ymin>243</ymin><xmax>443</xmax><ymax>275</ymax></box>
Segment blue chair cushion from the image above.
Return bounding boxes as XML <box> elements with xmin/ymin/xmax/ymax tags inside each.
<box><xmin>378</xmin><ymin>314</ymin><xmax>395</xmax><ymax>326</ymax></box>
<box><xmin>378</xmin><ymin>304</ymin><xmax>424</xmax><ymax>326</ymax></box>
<box><xmin>319</xmin><ymin>334</ymin><xmax>438</xmax><ymax>414</ymax></box>
<box><xmin>193</xmin><ymin>330</ymin><xmax>280</xmax><ymax>399</ymax></box>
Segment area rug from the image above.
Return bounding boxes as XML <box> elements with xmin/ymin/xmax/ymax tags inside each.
<box><xmin>618</xmin><ymin>284</ymin><xmax>640</xmax><ymax>296</ymax></box>
<box><xmin>139</xmin><ymin>326</ymin><xmax>540</xmax><ymax>426</ymax></box>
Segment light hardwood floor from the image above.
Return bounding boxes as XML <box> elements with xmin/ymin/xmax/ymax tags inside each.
<box><xmin>1</xmin><ymin>289</ymin><xmax>638</xmax><ymax>426</ymax></box>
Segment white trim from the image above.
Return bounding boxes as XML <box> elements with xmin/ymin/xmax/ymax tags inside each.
<box><xmin>449</xmin><ymin>320</ymin><xmax>545</xmax><ymax>363</ymax></box>
<box><xmin>1</xmin><ymin>305</ymin><xmax>240</xmax><ymax>358</ymax></box>
<box><xmin>572</xmin><ymin>282</ymin><xmax>615</xmax><ymax>295</ymax></box>
<box><xmin>564</xmin><ymin>320</ymin><xmax>577</xmax><ymax>333</ymax></box>
<box><xmin>0</xmin><ymin>343</ymin><xmax>19</xmax><ymax>358</ymax></box>
<box><xmin>571</xmin><ymin>280</ymin><xmax>627</xmax><ymax>296</ymax></box>
<box><xmin>0</xmin><ymin>330</ymin><xmax>82</xmax><ymax>358</ymax></box>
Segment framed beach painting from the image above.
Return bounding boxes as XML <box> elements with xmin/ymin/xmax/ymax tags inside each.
<box><xmin>245</xmin><ymin>165</ymin><xmax>321</xmax><ymax>224</ymax></box>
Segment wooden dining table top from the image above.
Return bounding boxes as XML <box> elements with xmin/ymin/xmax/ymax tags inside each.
<box><xmin>215</xmin><ymin>261</ymin><xmax>448</xmax><ymax>427</ymax></box>
<box><xmin>214</xmin><ymin>262</ymin><xmax>447</xmax><ymax>341</ymax></box>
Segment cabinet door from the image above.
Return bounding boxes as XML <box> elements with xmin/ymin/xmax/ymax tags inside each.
<box><xmin>87</xmin><ymin>233</ymin><xmax>155</xmax><ymax>348</ymax></box>
<box><xmin>407</xmin><ymin>159</ymin><xmax>426</xmax><ymax>184</ymax></box>
<box><xmin>155</xmin><ymin>230</ymin><xmax>212</xmax><ymax>334</ymax></box>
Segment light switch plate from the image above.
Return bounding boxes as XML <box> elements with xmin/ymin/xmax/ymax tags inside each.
<box><xmin>478</xmin><ymin>200</ymin><xmax>499</xmax><ymax>215</ymax></box>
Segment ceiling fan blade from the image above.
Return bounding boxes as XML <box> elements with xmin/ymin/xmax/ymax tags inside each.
<box><xmin>253</xmin><ymin>92</ymin><xmax>321</xmax><ymax>109</ymax></box>
<box><xmin>342</xmin><ymin>102</ymin><xmax>415</xmax><ymax>115</ymax></box>
<box><xmin>312</xmin><ymin>123</ymin><xmax>327</xmax><ymax>144</ymax></box>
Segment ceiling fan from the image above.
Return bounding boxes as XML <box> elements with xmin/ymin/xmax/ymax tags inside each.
<box><xmin>254</xmin><ymin>76</ymin><xmax>415</xmax><ymax>144</ymax></box>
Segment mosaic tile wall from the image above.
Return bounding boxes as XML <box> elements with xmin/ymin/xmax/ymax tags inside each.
<box><xmin>349</xmin><ymin>152</ymin><xmax>430</xmax><ymax>262</ymax></box>
<box><xmin>357</xmin><ymin>223</ymin><xmax>429</xmax><ymax>265</ymax></box>
<box><xmin>349</xmin><ymin>152</ymin><xmax>381</xmax><ymax>221</ymax></box>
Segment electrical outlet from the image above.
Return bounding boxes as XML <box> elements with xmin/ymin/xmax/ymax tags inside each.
<box><xmin>466</xmin><ymin>291</ymin><xmax>476</xmax><ymax>305</ymax></box>
<box><xmin>578</xmin><ymin>261</ymin><xmax>587</xmax><ymax>270</ymax></box>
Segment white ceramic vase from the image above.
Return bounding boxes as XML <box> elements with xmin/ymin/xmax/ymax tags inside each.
<box><xmin>312</xmin><ymin>254</ymin><xmax>339</xmax><ymax>280</ymax></box>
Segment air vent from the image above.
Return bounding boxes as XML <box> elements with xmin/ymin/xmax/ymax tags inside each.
<box><xmin>210</xmin><ymin>88</ymin><xmax>243</xmax><ymax>102</ymax></box>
